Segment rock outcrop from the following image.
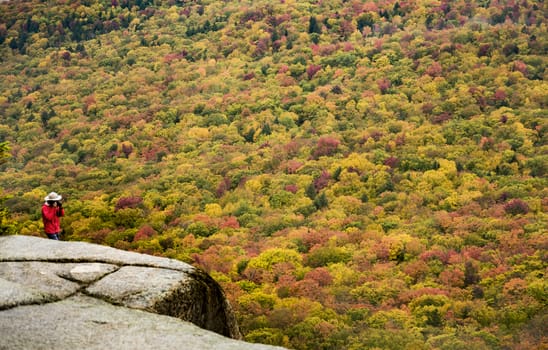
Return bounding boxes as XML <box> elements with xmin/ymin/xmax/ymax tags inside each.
<box><xmin>0</xmin><ymin>235</ymin><xmax>286</xmax><ymax>350</ymax></box>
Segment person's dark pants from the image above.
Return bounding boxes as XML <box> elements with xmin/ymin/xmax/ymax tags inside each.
<box><xmin>46</xmin><ymin>233</ymin><xmax>60</xmax><ymax>240</ymax></box>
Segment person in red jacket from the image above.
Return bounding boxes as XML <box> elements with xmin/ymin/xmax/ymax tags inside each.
<box><xmin>42</xmin><ymin>192</ymin><xmax>64</xmax><ymax>240</ymax></box>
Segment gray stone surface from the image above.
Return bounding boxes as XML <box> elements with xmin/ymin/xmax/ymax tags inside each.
<box><xmin>66</xmin><ymin>262</ymin><xmax>119</xmax><ymax>283</ymax></box>
<box><xmin>86</xmin><ymin>265</ymin><xmax>193</xmax><ymax>310</ymax></box>
<box><xmin>0</xmin><ymin>295</ymin><xmax>285</xmax><ymax>350</ymax></box>
<box><xmin>0</xmin><ymin>235</ymin><xmax>286</xmax><ymax>350</ymax></box>
<box><xmin>0</xmin><ymin>235</ymin><xmax>194</xmax><ymax>272</ymax></box>
<box><xmin>0</xmin><ymin>262</ymin><xmax>82</xmax><ymax>301</ymax></box>
<box><xmin>0</xmin><ymin>277</ymin><xmax>47</xmax><ymax>308</ymax></box>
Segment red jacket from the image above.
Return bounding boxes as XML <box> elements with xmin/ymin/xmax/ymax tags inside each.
<box><xmin>42</xmin><ymin>204</ymin><xmax>64</xmax><ymax>234</ymax></box>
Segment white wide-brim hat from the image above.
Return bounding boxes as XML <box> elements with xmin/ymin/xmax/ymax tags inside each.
<box><xmin>44</xmin><ymin>192</ymin><xmax>62</xmax><ymax>202</ymax></box>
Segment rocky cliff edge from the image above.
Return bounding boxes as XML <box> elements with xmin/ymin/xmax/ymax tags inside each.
<box><xmin>0</xmin><ymin>235</ymin><xmax>286</xmax><ymax>350</ymax></box>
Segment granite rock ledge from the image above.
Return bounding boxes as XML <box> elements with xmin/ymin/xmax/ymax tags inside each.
<box><xmin>0</xmin><ymin>235</ymin><xmax>286</xmax><ymax>350</ymax></box>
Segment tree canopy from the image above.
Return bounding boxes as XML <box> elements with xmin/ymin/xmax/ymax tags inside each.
<box><xmin>0</xmin><ymin>0</ymin><xmax>546</xmax><ymax>349</ymax></box>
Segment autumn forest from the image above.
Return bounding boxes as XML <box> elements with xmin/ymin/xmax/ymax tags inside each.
<box><xmin>0</xmin><ymin>0</ymin><xmax>546</xmax><ymax>349</ymax></box>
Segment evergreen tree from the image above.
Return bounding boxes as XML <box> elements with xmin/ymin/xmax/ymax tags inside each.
<box><xmin>308</xmin><ymin>16</ymin><xmax>321</xmax><ymax>34</ymax></box>
<box><xmin>313</xmin><ymin>193</ymin><xmax>328</xmax><ymax>209</ymax></box>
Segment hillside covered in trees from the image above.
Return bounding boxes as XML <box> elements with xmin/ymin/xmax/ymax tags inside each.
<box><xmin>0</xmin><ymin>0</ymin><xmax>546</xmax><ymax>349</ymax></box>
